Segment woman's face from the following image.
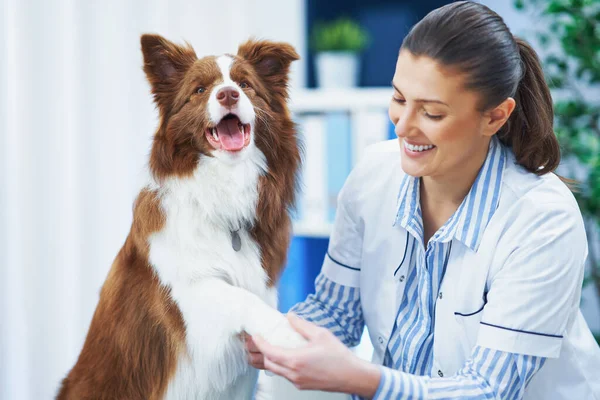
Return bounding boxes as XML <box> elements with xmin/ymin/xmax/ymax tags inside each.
<box><xmin>389</xmin><ymin>50</ymin><xmax>493</xmax><ymax>180</ymax></box>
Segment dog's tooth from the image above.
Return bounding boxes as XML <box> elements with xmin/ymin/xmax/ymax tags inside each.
<box><xmin>212</xmin><ymin>128</ymin><xmax>218</xmax><ymax>140</ymax></box>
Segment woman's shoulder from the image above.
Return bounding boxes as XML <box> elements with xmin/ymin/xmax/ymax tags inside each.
<box><xmin>500</xmin><ymin>154</ymin><xmax>583</xmax><ymax>224</ymax></box>
<box><xmin>489</xmin><ymin>157</ymin><xmax>588</xmax><ymax>280</ymax></box>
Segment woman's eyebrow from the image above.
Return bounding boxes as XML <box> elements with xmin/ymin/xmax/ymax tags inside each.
<box><xmin>391</xmin><ymin>81</ymin><xmax>449</xmax><ymax>106</ymax></box>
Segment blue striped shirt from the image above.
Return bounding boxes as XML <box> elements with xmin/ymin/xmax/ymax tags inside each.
<box><xmin>292</xmin><ymin>137</ymin><xmax>546</xmax><ymax>399</ymax></box>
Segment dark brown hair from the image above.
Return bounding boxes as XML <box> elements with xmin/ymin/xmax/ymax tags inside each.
<box><xmin>402</xmin><ymin>1</ymin><xmax>560</xmax><ymax>176</ymax></box>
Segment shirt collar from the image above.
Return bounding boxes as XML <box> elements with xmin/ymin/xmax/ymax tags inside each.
<box><xmin>393</xmin><ymin>136</ymin><xmax>506</xmax><ymax>252</ymax></box>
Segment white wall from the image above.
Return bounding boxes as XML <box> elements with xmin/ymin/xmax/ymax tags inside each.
<box><xmin>0</xmin><ymin>1</ymin><xmax>305</xmax><ymax>399</ymax></box>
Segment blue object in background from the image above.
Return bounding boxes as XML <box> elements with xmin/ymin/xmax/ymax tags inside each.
<box><xmin>388</xmin><ymin>119</ymin><xmax>396</xmax><ymax>140</ymax></box>
<box><xmin>325</xmin><ymin>112</ymin><xmax>353</xmax><ymax>222</ymax></box>
<box><xmin>278</xmin><ymin>236</ymin><xmax>329</xmax><ymax>313</ymax></box>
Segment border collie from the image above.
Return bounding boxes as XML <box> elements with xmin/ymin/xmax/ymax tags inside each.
<box><xmin>57</xmin><ymin>34</ymin><xmax>305</xmax><ymax>400</ymax></box>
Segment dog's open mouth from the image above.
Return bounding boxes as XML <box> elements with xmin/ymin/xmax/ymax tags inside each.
<box><xmin>205</xmin><ymin>114</ymin><xmax>251</xmax><ymax>152</ymax></box>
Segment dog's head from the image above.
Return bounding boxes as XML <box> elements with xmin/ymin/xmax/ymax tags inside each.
<box><xmin>141</xmin><ymin>34</ymin><xmax>299</xmax><ymax>180</ymax></box>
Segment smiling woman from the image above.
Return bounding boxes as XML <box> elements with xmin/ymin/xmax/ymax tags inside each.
<box><xmin>389</xmin><ymin>52</ymin><xmax>516</xmax><ymax>200</ymax></box>
<box><xmin>245</xmin><ymin>2</ymin><xmax>600</xmax><ymax>399</ymax></box>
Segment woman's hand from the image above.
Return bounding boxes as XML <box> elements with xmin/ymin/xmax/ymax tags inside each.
<box><xmin>250</xmin><ymin>313</ymin><xmax>381</xmax><ymax>397</ymax></box>
<box><xmin>244</xmin><ymin>333</ymin><xmax>266</xmax><ymax>370</ymax></box>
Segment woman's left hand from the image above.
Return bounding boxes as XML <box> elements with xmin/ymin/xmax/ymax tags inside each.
<box><xmin>252</xmin><ymin>313</ymin><xmax>380</xmax><ymax>396</ymax></box>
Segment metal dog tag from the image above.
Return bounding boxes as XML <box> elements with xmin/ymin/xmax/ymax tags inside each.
<box><xmin>231</xmin><ymin>230</ymin><xmax>242</xmax><ymax>252</ymax></box>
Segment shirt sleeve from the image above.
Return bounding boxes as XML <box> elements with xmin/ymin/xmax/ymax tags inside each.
<box><xmin>366</xmin><ymin>345</ymin><xmax>545</xmax><ymax>400</ymax></box>
<box><xmin>291</xmin><ymin>273</ymin><xmax>364</xmax><ymax>347</ymax></box>
<box><xmin>290</xmin><ymin>157</ymin><xmax>366</xmax><ymax>346</ymax></box>
<box><xmin>477</xmin><ymin>200</ymin><xmax>588</xmax><ymax>358</ymax></box>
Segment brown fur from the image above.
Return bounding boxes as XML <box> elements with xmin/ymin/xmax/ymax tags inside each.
<box><xmin>57</xmin><ymin>35</ymin><xmax>300</xmax><ymax>399</ymax></box>
<box><xmin>57</xmin><ymin>189</ymin><xmax>184</xmax><ymax>400</ymax></box>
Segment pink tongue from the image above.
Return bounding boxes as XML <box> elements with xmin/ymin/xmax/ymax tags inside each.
<box><xmin>217</xmin><ymin>118</ymin><xmax>244</xmax><ymax>151</ymax></box>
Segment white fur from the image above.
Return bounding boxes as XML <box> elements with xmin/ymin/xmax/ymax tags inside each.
<box><xmin>205</xmin><ymin>55</ymin><xmax>258</xmax><ymax>166</ymax></box>
<box><xmin>209</xmin><ymin>55</ymin><xmax>255</xmax><ymax>126</ymax></box>
<box><xmin>147</xmin><ymin>57</ymin><xmax>305</xmax><ymax>400</ymax></box>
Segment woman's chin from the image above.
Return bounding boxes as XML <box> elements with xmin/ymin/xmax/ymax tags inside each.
<box><xmin>400</xmin><ymin>159</ymin><xmax>429</xmax><ymax>178</ymax></box>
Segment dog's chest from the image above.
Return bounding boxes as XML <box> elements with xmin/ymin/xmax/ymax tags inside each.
<box><xmin>148</xmin><ymin>151</ymin><xmax>274</xmax><ymax>399</ymax></box>
<box><xmin>153</xmin><ymin>221</ymin><xmax>269</xmax><ymax>400</ymax></box>
<box><xmin>149</xmin><ymin>150</ymin><xmax>268</xmax><ymax>289</ymax></box>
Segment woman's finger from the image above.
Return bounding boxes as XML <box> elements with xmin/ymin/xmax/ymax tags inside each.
<box><xmin>252</xmin><ymin>335</ymin><xmax>296</xmax><ymax>366</ymax></box>
<box><xmin>245</xmin><ymin>334</ymin><xmax>260</xmax><ymax>353</ymax></box>
<box><xmin>263</xmin><ymin>356</ymin><xmax>296</xmax><ymax>382</ymax></box>
<box><xmin>287</xmin><ymin>313</ymin><xmax>322</xmax><ymax>340</ymax></box>
<box><xmin>248</xmin><ymin>352</ymin><xmax>265</xmax><ymax>369</ymax></box>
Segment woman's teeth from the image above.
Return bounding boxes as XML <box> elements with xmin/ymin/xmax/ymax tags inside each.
<box><xmin>405</xmin><ymin>142</ymin><xmax>435</xmax><ymax>152</ymax></box>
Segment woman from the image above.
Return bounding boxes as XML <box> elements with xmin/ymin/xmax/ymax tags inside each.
<box><xmin>247</xmin><ymin>2</ymin><xmax>600</xmax><ymax>399</ymax></box>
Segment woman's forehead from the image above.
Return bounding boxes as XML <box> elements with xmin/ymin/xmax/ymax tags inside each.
<box><xmin>393</xmin><ymin>50</ymin><xmax>471</xmax><ymax>103</ymax></box>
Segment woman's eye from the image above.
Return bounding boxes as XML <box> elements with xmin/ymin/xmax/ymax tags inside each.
<box><xmin>425</xmin><ymin>112</ymin><xmax>443</xmax><ymax>120</ymax></box>
<box><xmin>240</xmin><ymin>82</ymin><xmax>250</xmax><ymax>89</ymax></box>
<box><xmin>392</xmin><ymin>97</ymin><xmax>405</xmax><ymax>104</ymax></box>
<box><xmin>196</xmin><ymin>87</ymin><xmax>206</xmax><ymax>94</ymax></box>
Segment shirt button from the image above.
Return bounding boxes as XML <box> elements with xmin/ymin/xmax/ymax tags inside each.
<box><xmin>399</xmin><ymin>275</ymin><xmax>405</xmax><ymax>282</ymax></box>
<box><xmin>438</xmin><ymin>292</ymin><xmax>443</xmax><ymax>300</ymax></box>
<box><xmin>378</xmin><ymin>336</ymin><xmax>384</xmax><ymax>344</ymax></box>
<box><xmin>438</xmin><ymin>370</ymin><xmax>444</xmax><ymax>377</ymax></box>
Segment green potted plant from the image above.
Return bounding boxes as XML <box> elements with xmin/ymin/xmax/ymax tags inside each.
<box><xmin>310</xmin><ymin>17</ymin><xmax>370</xmax><ymax>88</ymax></box>
<box><xmin>515</xmin><ymin>0</ymin><xmax>600</xmax><ymax>343</ymax></box>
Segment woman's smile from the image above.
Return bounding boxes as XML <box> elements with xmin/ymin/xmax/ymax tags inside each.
<box><xmin>402</xmin><ymin>139</ymin><xmax>437</xmax><ymax>158</ymax></box>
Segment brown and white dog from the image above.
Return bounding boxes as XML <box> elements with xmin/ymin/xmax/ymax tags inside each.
<box><xmin>57</xmin><ymin>34</ymin><xmax>306</xmax><ymax>400</ymax></box>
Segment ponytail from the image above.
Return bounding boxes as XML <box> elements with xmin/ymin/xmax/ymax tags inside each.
<box><xmin>497</xmin><ymin>37</ymin><xmax>561</xmax><ymax>176</ymax></box>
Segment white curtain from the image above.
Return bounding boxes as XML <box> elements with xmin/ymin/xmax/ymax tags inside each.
<box><xmin>0</xmin><ymin>1</ymin><xmax>305</xmax><ymax>399</ymax></box>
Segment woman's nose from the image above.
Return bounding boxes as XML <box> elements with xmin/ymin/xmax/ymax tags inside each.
<box><xmin>393</xmin><ymin>111</ymin><xmax>412</xmax><ymax>138</ymax></box>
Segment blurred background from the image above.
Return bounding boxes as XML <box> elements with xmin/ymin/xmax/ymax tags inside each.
<box><xmin>1</xmin><ymin>0</ymin><xmax>598</xmax><ymax>399</ymax></box>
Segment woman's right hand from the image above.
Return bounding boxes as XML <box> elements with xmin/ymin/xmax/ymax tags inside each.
<box><xmin>243</xmin><ymin>333</ymin><xmax>266</xmax><ymax>369</ymax></box>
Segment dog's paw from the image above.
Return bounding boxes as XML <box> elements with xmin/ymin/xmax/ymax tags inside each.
<box><xmin>264</xmin><ymin>317</ymin><xmax>308</xmax><ymax>349</ymax></box>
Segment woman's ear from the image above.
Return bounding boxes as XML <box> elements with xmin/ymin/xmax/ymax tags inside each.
<box><xmin>141</xmin><ymin>34</ymin><xmax>197</xmax><ymax>112</ymax></box>
<box><xmin>484</xmin><ymin>97</ymin><xmax>516</xmax><ymax>137</ymax></box>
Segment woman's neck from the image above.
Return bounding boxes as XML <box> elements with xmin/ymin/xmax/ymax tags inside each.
<box><xmin>419</xmin><ymin>140</ymin><xmax>490</xmax><ymax>244</ymax></box>
<box><xmin>421</xmin><ymin>138</ymin><xmax>491</xmax><ymax>207</ymax></box>
<box><xmin>421</xmin><ymin>171</ymin><xmax>477</xmax><ymax>209</ymax></box>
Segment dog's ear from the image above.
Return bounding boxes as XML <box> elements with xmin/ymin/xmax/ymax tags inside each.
<box><xmin>141</xmin><ymin>34</ymin><xmax>197</xmax><ymax>111</ymax></box>
<box><xmin>237</xmin><ymin>39</ymin><xmax>299</xmax><ymax>98</ymax></box>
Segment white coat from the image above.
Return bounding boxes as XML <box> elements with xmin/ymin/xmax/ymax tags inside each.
<box><xmin>323</xmin><ymin>139</ymin><xmax>600</xmax><ymax>399</ymax></box>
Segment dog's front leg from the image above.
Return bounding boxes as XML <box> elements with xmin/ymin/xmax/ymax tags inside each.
<box><xmin>188</xmin><ymin>278</ymin><xmax>307</xmax><ymax>348</ymax></box>
<box><xmin>169</xmin><ymin>278</ymin><xmax>306</xmax><ymax>398</ymax></box>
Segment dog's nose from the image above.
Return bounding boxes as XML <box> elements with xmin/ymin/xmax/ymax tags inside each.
<box><xmin>216</xmin><ymin>87</ymin><xmax>239</xmax><ymax>107</ymax></box>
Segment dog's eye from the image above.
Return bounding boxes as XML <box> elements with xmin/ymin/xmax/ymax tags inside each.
<box><xmin>239</xmin><ymin>82</ymin><xmax>250</xmax><ymax>89</ymax></box>
<box><xmin>196</xmin><ymin>87</ymin><xmax>206</xmax><ymax>94</ymax></box>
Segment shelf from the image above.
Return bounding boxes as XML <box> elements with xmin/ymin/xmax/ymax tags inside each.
<box><xmin>289</xmin><ymin>87</ymin><xmax>392</xmax><ymax>113</ymax></box>
<box><xmin>292</xmin><ymin>221</ymin><xmax>332</xmax><ymax>238</ymax></box>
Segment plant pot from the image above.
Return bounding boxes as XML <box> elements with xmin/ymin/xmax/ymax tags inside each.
<box><xmin>314</xmin><ymin>51</ymin><xmax>360</xmax><ymax>89</ymax></box>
